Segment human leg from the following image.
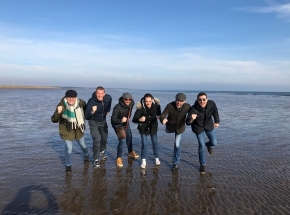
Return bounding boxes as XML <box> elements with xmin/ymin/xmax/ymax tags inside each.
<box><xmin>89</xmin><ymin>120</ymin><xmax>101</xmax><ymax>161</ymax></box>
<box><xmin>64</xmin><ymin>140</ymin><xmax>73</xmax><ymax>167</ymax></box>
<box><xmin>172</xmin><ymin>132</ymin><xmax>182</xmax><ymax>165</ymax></box>
<box><xmin>76</xmin><ymin>136</ymin><xmax>89</xmax><ymax>162</ymax></box>
<box><xmin>196</xmin><ymin>131</ymin><xmax>206</xmax><ymax>166</ymax></box>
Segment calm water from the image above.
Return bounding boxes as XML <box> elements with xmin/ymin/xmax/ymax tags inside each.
<box><xmin>0</xmin><ymin>88</ymin><xmax>290</xmax><ymax>214</ymax></box>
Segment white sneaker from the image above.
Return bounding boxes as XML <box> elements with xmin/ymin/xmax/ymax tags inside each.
<box><xmin>155</xmin><ymin>158</ymin><xmax>161</xmax><ymax>166</ymax></box>
<box><xmin>140</xmin><ymin>159</ymin><xmax>146</xmax><ymax>169</ymax></box>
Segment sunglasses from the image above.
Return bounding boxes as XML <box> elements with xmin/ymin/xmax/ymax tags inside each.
<box><xmin>198</xmin><ymin>98</ymin><xmax>207</xmax><ymax>102</ymax></box>
<box><xmin>124</xmin><ymin>98</ymin><xmax>132</xmax><ymax>101</ymax></box>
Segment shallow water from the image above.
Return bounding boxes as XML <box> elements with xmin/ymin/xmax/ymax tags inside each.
<box><xmin>0</xmin><ymin>88</ymin><xmax>290</xmax><ymax>214</ymax></box>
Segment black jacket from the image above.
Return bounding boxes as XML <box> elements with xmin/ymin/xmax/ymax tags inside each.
<box><xmin>132</xmin><ymin>98</ymin><xmax>161</xmax><ymax>135</ymax></box>
<box><xmin>159</xmin><ymin>101</ymin><xmax>191</xmax><ymax>134</ymax></box>
<box><xmin>85</xmin><ymin>92</ymin><xmax>112</xmax><ymax>122</ymax></box>
<box><xmin>186</xmin><ymin>100</ymin><xmax>219</xmax><ymax>134</ymax></box>
<box><xmin>111</xmin><ymin>97</ymin><xmax>135</xmax><ymax>129</ymax></box>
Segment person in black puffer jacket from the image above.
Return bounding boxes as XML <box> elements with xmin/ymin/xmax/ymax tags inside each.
<box><xmin>132</xmin><ymin>93</ymin><xmax>161</xmax><ymax>169</ymax></box>
<box><xmin>186</xmin><ymin>92</ymin><xmax>220</xmax><ymax>174</ymax></box>
<box><xmin>111</xmin><ymin>92</ymin><xmax>139</xmax><ymax>167</ymax></box>
<box><xmin>85</xmin><ymin>86</ymin><xmax>112</xmax><ymax>168</ymax></box>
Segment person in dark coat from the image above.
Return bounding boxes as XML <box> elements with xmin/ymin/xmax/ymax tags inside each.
<box><xmin>132</xmin><ymin>93</ymin><xmax>161</xmax><ymax>168</ymax></box>
<box><xmin>51</xmin><ymin>89</ymin><xmax>89</xmax><ymax>173</ymax></box>
<box><xmin>186</xmin><ymin>92</ymin><xmax>220</xmax><ymax>174</ymax></box>
<box><xmin>85</xmin><ymin>86</ymin><xmax>112</xmax><ymax>168</ymax></box>
<box><xmin>159</xmin><ymin>92</ymin><xmax>191</xmax><ymax>171</ymax></box>
<box><xmin>111</xmin><ymin>92</ymin><xmax>139</xmax><ymax>167</ymax></box>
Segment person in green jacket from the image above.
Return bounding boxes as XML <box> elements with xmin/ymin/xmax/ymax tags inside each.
<box><xmin>51</xmin><ymin>89</ymin><xmax>89</xmax><ymax>173</ymax></box>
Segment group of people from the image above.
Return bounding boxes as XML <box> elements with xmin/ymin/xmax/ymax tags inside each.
<box><xmin>51</xmin><ymin>87</ymin><xmax>220</xmax><ymax>174</ymax></box>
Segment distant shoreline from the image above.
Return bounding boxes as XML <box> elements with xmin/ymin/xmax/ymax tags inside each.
<box><xmin>0</xmin><ymin>85</ymin><xmax>61</xmax><ymax>89</ymax></box>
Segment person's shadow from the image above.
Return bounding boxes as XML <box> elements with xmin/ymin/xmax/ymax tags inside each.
<box><xmin>1</xmin><ymin>184</ymin><xmax>58</xmax><ymax>215</ymax></box>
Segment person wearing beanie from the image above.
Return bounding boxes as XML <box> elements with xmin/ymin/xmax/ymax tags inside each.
<box><xmin>111</xmin><ymin>92</ymin><xmax>139</xmax><ymax>167</ymax></box>
<box><xmin>85</xmin><ymin>86</ymin><xmax>112</xmax><ymax>168</ymax></box>
<box><xmin>186</xmin><ymin>92</ymin><xmax>220</xmax><ymax>174</ymax></box>
<box><xmin>132</xmin><ymin>93</ymin><xmax>162</xmax><ymax>169</ymax></box>
<box><xmin>159</xmin><ymin>92</ymin><xmax>191</xmax><ymax>171</ymax></box>
<box><xmin>51</xmin><ymin>89</ymin><xmax>89</xmax><ymax>173</ymax></box>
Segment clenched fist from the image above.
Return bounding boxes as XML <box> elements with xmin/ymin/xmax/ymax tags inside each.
<box><xmin>57</xmin><ymin>106</ymin><xmax>63</xmax><ymax>114</ymax></box>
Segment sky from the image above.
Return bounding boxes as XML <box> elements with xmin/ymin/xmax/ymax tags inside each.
<box><xmin>0</xmin><ymin>0</ymin><xmax>289</xmax><ymax>91</ymax></box>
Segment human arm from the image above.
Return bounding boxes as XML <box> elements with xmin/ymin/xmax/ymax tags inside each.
<box><xmin>186</xmin><ymin>106</ymin><xmax>197</xmax><ymax>125</ymax></box>
<box><xmin>159</xmin><ymin>104</ymin><xmax>170</xmax><ymax>125</ymax></box>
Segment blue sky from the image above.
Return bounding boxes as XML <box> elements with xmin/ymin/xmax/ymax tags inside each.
<box><xmin>0</xmin><ymin>0</ymin><xmax>289</xmax><ymax>91</ymax></box>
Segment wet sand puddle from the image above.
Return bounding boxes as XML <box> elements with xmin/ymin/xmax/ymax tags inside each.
<box><xmin>1</xmin><ymin>131</ymin><xmax>290</xmax><ymax>215</ymax></box>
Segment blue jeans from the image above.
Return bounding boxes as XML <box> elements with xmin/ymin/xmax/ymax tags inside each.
<box><xmin>140</xmin><ymin>133</ymin><xmax>159</xmax><ymax>160</ymax></box>
<box><xmin>64</xmin><ymin>136</ymin><xmax>89</xmax><ymax>167</ymax></box>
<box><xmin>172</xmin><ymin>132</ymin><xmax>182</xmax><ymax>165</ymax></box>
<box><xmin>117</xmin><ymin>124</ymin><xmax>133</xmax><ymax>158</ymax></box>
<box><xmin>196</xmin><ymin>129</ymin><xmax>218</xmax><ymax>166</ymax></box>
<box><xmin>89</xmin><ymin>120</ymin><xmax>108</xmax><ymax>161</ymax></box>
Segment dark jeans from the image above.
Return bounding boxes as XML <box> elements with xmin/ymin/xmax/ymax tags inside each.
<box><xmin>116</xmin><ymin>124</ymin><xmax>132</xmax><ymax>158</ymax></box>
<box><xmin>89</xmin><ymin>120</ymin><xmax>108</xmax><ymax>161</ymax></box>
<box><xmin>196</xmin><ymin>128</ymin><xmax>218</xmax><ymax>166</ymax></box>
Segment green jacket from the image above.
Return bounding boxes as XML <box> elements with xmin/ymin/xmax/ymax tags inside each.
<box><xmin>159</xmin><ymin>101</ymin><xmax>190</xmax><ymax>134</ymax></box>
<box><xmin>51</xmin><ymin>97</ymin><xmax>87</xmax><ymax>141</ymax></box>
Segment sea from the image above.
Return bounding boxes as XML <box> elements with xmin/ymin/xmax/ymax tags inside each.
<box><xmin>0</xmin><ymin>88</ymin><xmax>290</xmax><ymax>214</ymax></box>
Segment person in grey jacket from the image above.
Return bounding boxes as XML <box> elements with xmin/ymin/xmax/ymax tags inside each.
<box><xmin>85</xmin><ymin>86</ymin><xmax>112</xmax><ymax>168</ymax></box>
<box><xmin>186</xmin><ymin>92</ymin><xmax>220</xmax><ymax>174</ymax></box>
<box><xmin>159</xmin><ymin>92</ymin><xmax>191</xmax><ymax>171</ymax></box>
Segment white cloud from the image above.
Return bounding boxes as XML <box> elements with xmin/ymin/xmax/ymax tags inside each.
<box><xmin>249</xmin><ymin>3</ymin><xmax>290</xmax><ymax>21</ymax></box>
<box><xmin>0</xmin><ymin>24</ymin><xmax>289</xmax><ymax>91</ymax></box>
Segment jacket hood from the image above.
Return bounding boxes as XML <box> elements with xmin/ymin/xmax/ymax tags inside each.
<box><xmin>118</xmin><ymin>97</ymin><xmax>134</xmax><ymax>108</ymax></box>
<box><xmin>136</xmin><ymin>97</ymin><xmax>160</xmax><ymax>109</ymax></box>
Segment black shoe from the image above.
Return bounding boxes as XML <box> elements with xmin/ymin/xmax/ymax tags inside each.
<box><xmin>66</xmin><ymin>166</ymin><xmax>72</xmax><ymax>173</ymax></box>
<box><xmin>84</xmin><ymin>155</ymin><xmax>89</xmax><ymax>163</ymax></box>
<box><xmin>100</xmin><ymin>151</ymin><xmax>107</xmax><ymax>160</ymax></box>
<box><xmin>207</xmin><ymin>147</ymin><xmax>213</xmax><ymax>155</ymax></box>
<box><xmin>200</xmin><ymin>165</ymin><xmax>205</xmax><ymax>174</ymax></box>
<box><xmin>172</xmin><ymin>164</ymin><xmax>179</xmax><ymax>171</ymax></box>
<box><xmin>93</xmin><ymin>160</ymin><xmax>100</xmax><ymax>168</ymax></box>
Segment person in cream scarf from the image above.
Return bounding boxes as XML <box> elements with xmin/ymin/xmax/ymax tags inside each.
<box><xmin>51</xmin><ymin>89</ymin><xmax>89</xmax><ymax>173</ymax></box>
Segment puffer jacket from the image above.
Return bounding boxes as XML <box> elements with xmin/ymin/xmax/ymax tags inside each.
<box><xmin>186</xmin><ymin>100</ymin><xmax>219</xmax><ymax>134</ymax></box>
<box><xmin>132</xmin><ymin>98</ymin><xmax>161</xmax><ymax>135</ymax></box>
<box><xmin>51</xmin><ymin>97</ymin><xmax>86</xmax><ymax>141</ymax></box>
<box><xmin>85</xmin><ymin>92</ymin><xmax>112</xmax><ymax>122</ymax></box>
<box><xmin>111</xmin><ymin>97</ymin><xmax>135</xmax><ymax>129</ymax></box>
<box><xmin>159</xmin><ymin>101</ymin><xmax>190</xmax><ymax>134</ymax></box>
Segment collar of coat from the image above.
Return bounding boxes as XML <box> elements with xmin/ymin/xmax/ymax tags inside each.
<box><xmin>136</xmin><ymin>97</ymin><xmax>160</xmax><ymax>109</ymax></box>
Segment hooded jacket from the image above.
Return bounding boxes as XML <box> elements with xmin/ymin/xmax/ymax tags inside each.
<box><xmin>51</xmin><ymin>97</ymin><xmax>86</xmax><ymax>141</ymax></box>
<box><xmin>186</xmin><ymin>100</ymin><xmax>219</xmax><ymax>134</ymax></box>
<box><xmin>132</xmin><ymin>97</ymin><xmax>161</xmax><ymax>135</ymax></box>
<box><xmin>85</xmin><ymin>92</ymin><xmax>112</xmax><ymax>122</ymax></box>
<box><xmin>159</xmin><ymin>101</ymin><xmax>191</xmax><ymax>134</ymax></box>
<box><xmin>111</xmin><ymin>97</ymin><xmax>135</xmax><ymax>129</ymax></box>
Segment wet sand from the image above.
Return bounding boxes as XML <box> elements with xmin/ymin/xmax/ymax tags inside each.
<box><xmin>1</xmin><ymin>130</ymin><xmax>290</xmax><ymax>215</ymax></box>
<box><xmin>1</xmin><ymin>88</ymin><xmax>290</xmax><ymax>214</ymax></box>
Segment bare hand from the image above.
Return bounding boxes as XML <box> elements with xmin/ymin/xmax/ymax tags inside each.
<box><xmin>139</xmin><ymin>116</ymin><xmax>146</xmax><ymax>122</ymax></box>
<box><xmin>162</xmin><ymin>118</ymin><xmax>168</xmax><ymax>124</ymax></box>
<box><xmin>214</xmin><ymin>123</ymin><xmax>219</xmax><ymax>128</ymax></box>
<box><xmin>57</xmin><ymin>106</ymin><xmax>63</xmax><ymax>114</ymax></box>
<box><xmin>92</xmin><ymin>106</ymin><xmax>97</xmax><ymax>113</ymax></box>
<box><xmin>121</xmin><ymin>117</ymin><xmax>128</xmax><ymax>123</ymax></box>
<box><xmin>192</xmin><ymin>114</ymin><xmax>197</xmax><ymax>121</ymax></box>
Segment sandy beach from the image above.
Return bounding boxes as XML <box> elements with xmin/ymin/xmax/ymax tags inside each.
<box><xmin>0</xmin><ymin>88</ymin><xmax>289</xmax><ymax>215</ymax></box>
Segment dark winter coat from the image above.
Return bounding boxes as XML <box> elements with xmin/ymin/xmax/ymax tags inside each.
<box><xmin>186</xmin><ymin>100</ymin><xmax>219</xmax><ymax>134</ymax></box>
<box><xmin>159</xmin><ymin>101</ymin><xmax>191</xmax><ymax>134</ymax></box>
<box><xmin>132</xmin><ymin>98</ymin><xmax>161</xmax><ymax>135</ymax></box>
<box><xmin>111</xmin><ymin>97</ymin><xmax>135</xmax><ymax>129</ymax></box>
<box><xmin>51</xmin><ymin>97</ymin><xmax>86</xmax><ymax>141</ymax></box>
<box><xmin>85</xmin><ymin>92</ymin><xmax>112</xmax><ymax>122</ymax></box>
